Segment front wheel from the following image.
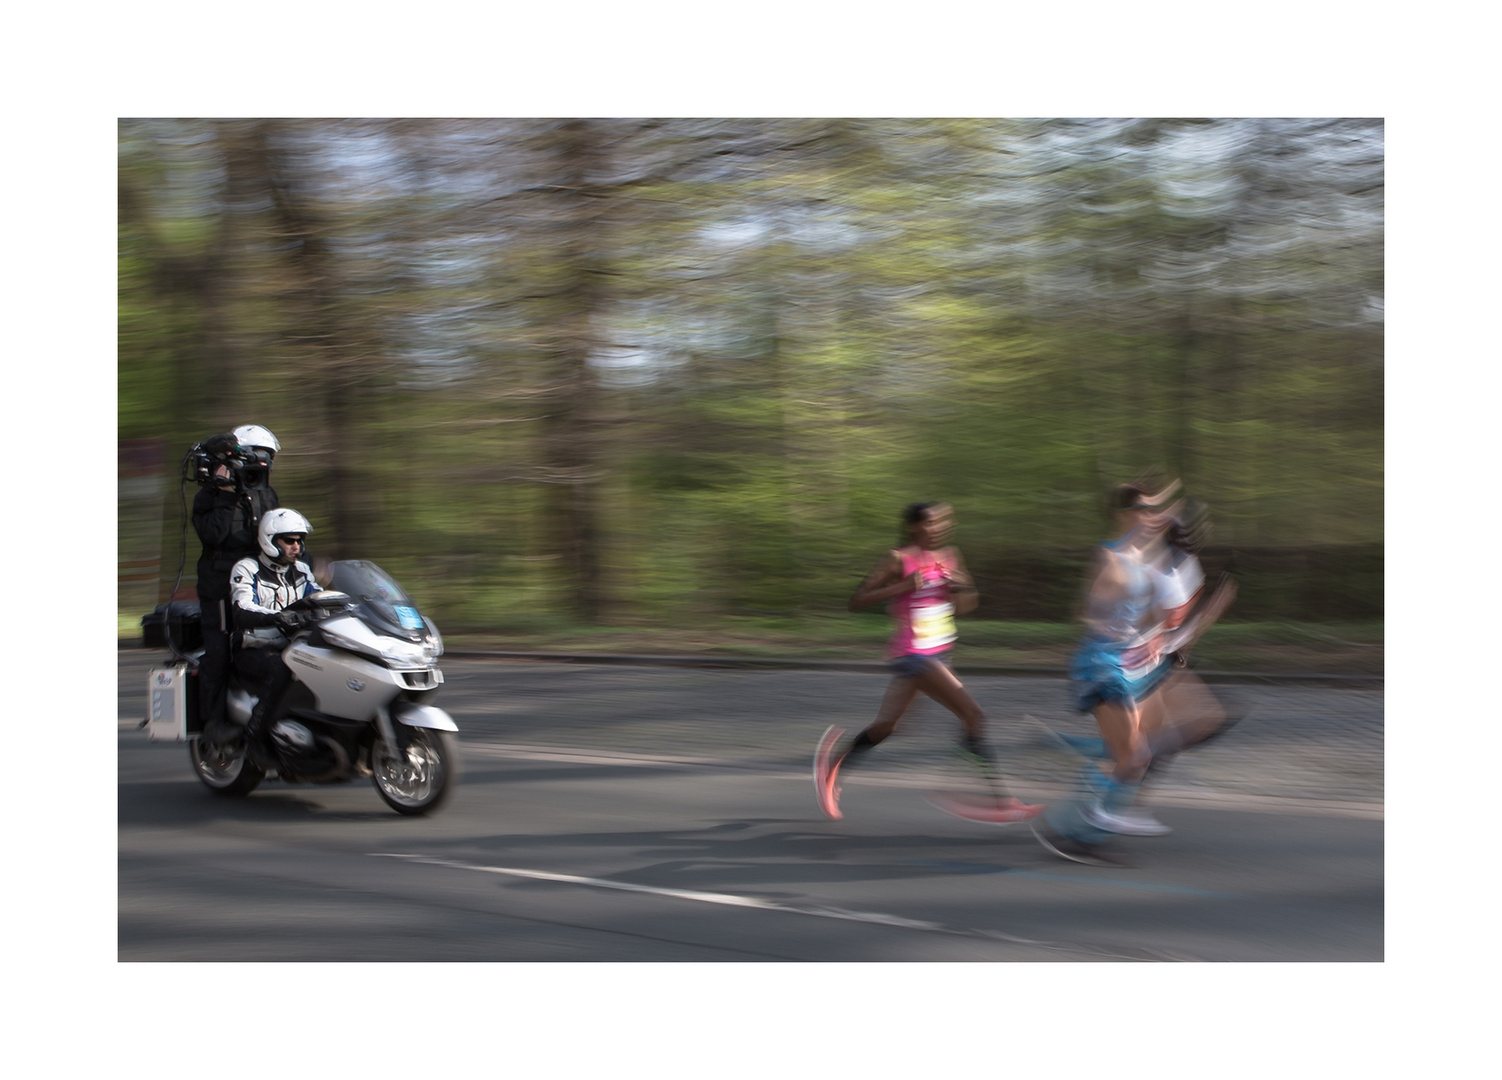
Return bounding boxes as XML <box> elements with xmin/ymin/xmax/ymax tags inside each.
<box><xmin>189</xmin><ymin>737</ymin><xmax>265</xmax><ymax>796</ymax></box>
<box><xmin>371</xmin><ymin>727</ymin><xmax>458</xmax><ymax>815</ymax></box>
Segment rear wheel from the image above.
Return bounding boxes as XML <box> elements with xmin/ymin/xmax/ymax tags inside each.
<box><xmin>371</xmin><ymin>726</ymin><xmax>458</xmax><ymax>815</ymax></box>
<box><xmin>189</xmin><ymin>737</ymin><xmax>265</xmax><ymax>796</ymax></box>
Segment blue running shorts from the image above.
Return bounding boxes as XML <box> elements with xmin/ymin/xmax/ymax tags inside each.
<box><xmin>1069</xmin><ymin>638</ymin><xmax>1172</xmax><ymax>712</ymax></box>
<box><xmin>887</xmin><ymin>651</ymin><xmax>952</xmax><ymax>679</ymax></box>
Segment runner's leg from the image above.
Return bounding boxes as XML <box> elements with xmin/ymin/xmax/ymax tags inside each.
<box><xmin>1080</xmin><ymin>695</ymin><xmax>1171</xmax><ymax>835</ymax></box>
<box><xmin>1152</xmin><ymin>669</ymin><xmax>1227</xmax><ymax>753</ymax></box>
<box><xmin>863</xmin><ymin>675</ymin><xmax>923</xmax><ymax>744</ymax></box>
<box><xmin>909</xmin><ymin>661</ymin><xmax>985</xmax><ymax>738</ymax></box>
<box><xmin>833</xmin><ymin>674</ymin><xmax>923</xmax><ymax>772</ymax></box>
<box><xmin>1094</xmin><ymin>697</ymin><xmax>1149</xmax><ymax>783</ymax></box>
<box><xmin>910</xmin><ymin>661</ymin><xmax>1040</xmax><ymax>813</ymax></box>
<box><xmin>815</xmin><ymin>674</ymin><xmax>922</xmax><ymax>819</ymax></box>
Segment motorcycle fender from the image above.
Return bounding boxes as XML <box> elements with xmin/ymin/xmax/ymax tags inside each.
<box><xmin>391</xmin><ymin>701</ymin><xmax>459</xmax><ymax>732</ymax></box>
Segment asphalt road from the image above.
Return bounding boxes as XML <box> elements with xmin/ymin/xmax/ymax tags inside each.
<box><xmin>118</xmin><ymin>650</ymin><xmax>1383</xmax><ymax>961</ymax></box>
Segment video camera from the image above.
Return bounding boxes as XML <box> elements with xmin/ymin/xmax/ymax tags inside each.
<box><xmin>184</xmin><ymin>434</ymin><xmax>247</xmax><ymax>488</ymax></box>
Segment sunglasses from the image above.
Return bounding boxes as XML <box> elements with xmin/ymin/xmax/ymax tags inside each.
<box><xmin>275</xmin><ymin>535</ymin><xmax>305</xmax><ymax>546</ymax></box>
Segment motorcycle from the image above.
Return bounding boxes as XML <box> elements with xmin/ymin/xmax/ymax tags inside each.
<box><xmin>148</xmin><ymin>560</ymin><xmax>460</xmax><ymax>815</ymax></box>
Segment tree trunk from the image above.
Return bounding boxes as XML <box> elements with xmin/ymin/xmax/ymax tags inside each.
<box><xmin>539</xmin><ymin>120</ymin><xmax>608</xmax><ymax>622</ymax></box>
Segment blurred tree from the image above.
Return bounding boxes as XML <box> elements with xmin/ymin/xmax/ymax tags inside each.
<box><xmin>118</xmin><ymin>117</ymin><xmax>1384</xmax><ymax>626</ymax></box>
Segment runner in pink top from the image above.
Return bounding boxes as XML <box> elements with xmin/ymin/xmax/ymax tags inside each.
<box><xmin>813</xmin><ymin>502</ymin><xmax>1041</xmax><ymax>823</ymax></box>
<box><xmin>886</xmin><ymin>546</ymin><xmax>960</xmax><ymax>659</ymax></box>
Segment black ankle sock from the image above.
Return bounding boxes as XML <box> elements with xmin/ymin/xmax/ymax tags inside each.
<box><xmin>959</xmin><ymin>732</ymin><xmax>991</xmax><ymax>761</ymax></box>
<box><xmin>842</xmin><ymin>729</ymin><xmax>880</xmax><ymax>767</ymax></box>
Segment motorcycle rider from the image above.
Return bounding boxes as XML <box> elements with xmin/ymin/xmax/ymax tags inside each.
<box><xmin>229</xmin><ymin>507</ymin><xmax>319</xmax><ymax>767</ymax></box>
<box><xmin>192</xmin><ymin>425</ymin><xmax>281</xmax><ymax>746</ymax></box>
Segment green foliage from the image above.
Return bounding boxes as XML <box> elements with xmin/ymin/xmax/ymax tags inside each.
<box><xmin>118</xmin><ymin>119</ymin><xmax>1383</xmax><ymax>630</ymax></box>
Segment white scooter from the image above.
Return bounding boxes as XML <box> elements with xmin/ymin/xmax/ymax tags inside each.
<box><xmin>147</xmin><ymin>560</ymin><xmax>460</xmax><ymax>815</ymax></box>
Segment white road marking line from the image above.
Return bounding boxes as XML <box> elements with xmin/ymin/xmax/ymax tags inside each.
<box><xmin>373</xmin><ymin>852</ymin><xmax>949</xmax><ymax>930</ymax></box>
<box><xmin>369</xmin><ymin>852</ymin><xmax>1180</xmax><ymax>960</ymax></box>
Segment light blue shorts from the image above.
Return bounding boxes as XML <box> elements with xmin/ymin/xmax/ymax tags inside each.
<box><xmin>1069</xmin><ymin>638</ymin><xmax>1171</xmax><ymax>712</ymax></box>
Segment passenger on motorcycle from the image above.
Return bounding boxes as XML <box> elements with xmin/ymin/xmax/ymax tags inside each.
<box><xmin>194</xmin><ymin>424</ymin><xmax>281</xmax><ymax>746</ymax></box>
<box><xmin>230</xmin><ymin>508</ymin><xmax>319</xmax><ymax>767</ymax></box>
<box><xmin>231</xmin><ymin>424</ymin><xmax>280</xmax><ymax>493</ymax></box>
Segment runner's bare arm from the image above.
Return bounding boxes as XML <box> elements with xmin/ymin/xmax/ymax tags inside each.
<box><xmin>1161</xmin><ymin>574</ymin><xmax>1238</xmax><ymax>654</ymax></box>
<box><xmin>1080</xmin><ymin>547</ymin><xmax>1127</xmax><ymax>637</ymax></box>
<box><xmin>849</xmin><ymin>551</ymin><xmax>920</xmax><ymax>612</ymax></box>
<box><xmin>943</xmin><ymin>547</ymin><xmax>980</xmax><ymax>615</ymax></box>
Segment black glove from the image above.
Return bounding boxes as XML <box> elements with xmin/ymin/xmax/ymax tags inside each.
<box><xmin>274</xmin><ymin>610</ymin><xmax>309</xmax><ymax>633</ymax></box>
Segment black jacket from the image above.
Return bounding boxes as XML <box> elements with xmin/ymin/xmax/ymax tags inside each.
<box><xmin>192</xmin><ymin>482</ymin><xmax>280</xmax><ymax>600</ymax></box>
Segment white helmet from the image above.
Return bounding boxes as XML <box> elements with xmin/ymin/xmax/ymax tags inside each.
<box><xmin>258</xmin><ymin>508</ymin><xmax>313</xmax><ymax>562</ymax></box>
<box><xmin>233</xmin><ymin>424</ymin><xmax>281</xmax><ymax>456</ymax></box>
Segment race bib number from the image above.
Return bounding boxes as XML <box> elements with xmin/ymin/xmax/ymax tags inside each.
<box><xmin>912</xmin><ymin>602</ymin><xmax>956</xmax><ymax>651</ymax></box>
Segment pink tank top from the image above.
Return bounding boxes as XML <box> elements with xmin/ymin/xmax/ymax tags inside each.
<box><xmin>888</xmin><ymin>549</ymin><xmax>957</xmax><ymax>658</ymax></box>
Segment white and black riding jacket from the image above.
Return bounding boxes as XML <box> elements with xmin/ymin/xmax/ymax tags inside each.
<box><xmin>230</xmin><ymin>553</ymin><xmax>318</xmax><ymax>648</ymax></box>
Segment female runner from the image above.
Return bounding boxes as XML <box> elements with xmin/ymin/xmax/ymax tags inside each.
<box><xmin>1034</xmin><ymin>493</ymin><xmax>1241</xmax><ymax>841</ymax></box>
<box><xmin>813</xmin><ymin>502</ymin><xmax>1041</xmax><ymax>823</ymax></box>
<box><xmin>1133</xmin><ymin>499</ymin><xmax>1242</xmax><ymax>798</ymax></box>
<box><xmin>1031</xmin><ymin>479</ymin><xmax>1180</xmax><ymax>864</ymax></box>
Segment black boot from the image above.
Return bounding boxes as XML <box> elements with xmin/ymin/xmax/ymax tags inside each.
<box><xmin>202</xmin><ymin>716</ymin><xmax>242</xmax><ymax>749</ymax></box>
<box><xmin>242</xmin><ymin>706</ymin><xmax>277</xmax><ymax>769</ymax></box>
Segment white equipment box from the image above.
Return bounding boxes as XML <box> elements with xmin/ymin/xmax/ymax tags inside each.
<box><xmin>147</xmin><ymin>664</ymin><xmax>197</xmax><ymax>742</ymax></box>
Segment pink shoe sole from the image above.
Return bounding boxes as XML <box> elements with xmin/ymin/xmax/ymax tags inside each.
<box><xmin>926</xmin><ymin>792</ymin><xmax>1046</xmax><ymax>825</ymax></box>
<box><xmin>814</xmin><ymin>725</ymin><xmax>845</xmax><ymax>821</ymax></box>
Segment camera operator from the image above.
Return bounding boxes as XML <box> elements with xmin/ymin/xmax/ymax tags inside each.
<box><xmin>230</xmin><ymin>509</ymin><xmax>318</xmax><ymax>766</ymax></box>
<box><xmin>231</xmin><ymin>424</ymin><xmax>280</xmax><ymax>494</ymax></box>
<box><xmin>191</xmin><ymin>425</ymin><xmax>281</xmax><ymax>746</ymax></box>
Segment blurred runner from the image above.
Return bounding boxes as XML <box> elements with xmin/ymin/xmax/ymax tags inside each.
<box><xmin>1031</xmin><ymin>478</ymin><xmax>1182</xmax><ymax>866</ymax></box>
<box><xmin>814</xmin><ymin>502</ymin><xmax>1042</xmax><ymax>824</ymax></box>
<box><xmin>1033</xmin><ymin>496</ymin><xmax>1242</xmax><ymax>833</ymax></box>
<box><xmin>1136</xmin><ymin>500</ymin><xmax>1242</xmax><ymax>784</ymax></box>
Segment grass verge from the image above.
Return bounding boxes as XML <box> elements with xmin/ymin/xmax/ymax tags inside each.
<box><xmin>119</xmin><ymin>610</ymin><xmax>1384</xmax><ymax>677</ymax></box>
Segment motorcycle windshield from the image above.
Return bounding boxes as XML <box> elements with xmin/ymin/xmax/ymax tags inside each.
<box><xmin>325</xmin><ymin>560</ymin><xmax>427</xmax><ymax>642</ymax></box>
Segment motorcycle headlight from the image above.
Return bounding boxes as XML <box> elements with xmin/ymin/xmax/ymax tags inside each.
<box><xmin>379</xmin><ymin>639</ymin><xmax>428</xmax><ymax>668</ymax></box>
<box><xmin>423</xmin><ymin>617</ymin><xmax>444</xmax><ymax>662</ymax></box>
